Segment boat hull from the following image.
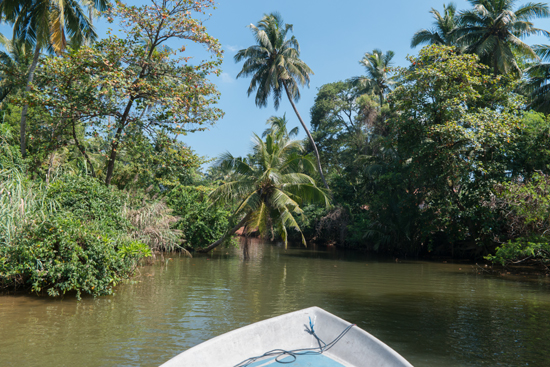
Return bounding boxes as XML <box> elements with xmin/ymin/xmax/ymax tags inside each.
<box><xmin>160</xmin><ymin>306</ymin><xmax>413</xmax><ymax>367</ymax></box>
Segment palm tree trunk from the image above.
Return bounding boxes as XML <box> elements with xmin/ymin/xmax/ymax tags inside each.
<box><xmin>20</xmin><ymin>42</ymin><xmax>41</xmax><ymax>158</ymax></box>
<box><xmin>197</xmin><ymin>213</ymin><xmax>252</xmax><ymax>253</ymax></box>
<box><xmin>282</xmin><ymin>81</ymin><xmax>329</xmax><ymax>190</ymax></box>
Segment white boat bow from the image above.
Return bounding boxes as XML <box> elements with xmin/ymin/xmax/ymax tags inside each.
<box><xmin>160</xmin><ymin>306</ymin><xmax>413</xmax><ymax>367</ymax></box>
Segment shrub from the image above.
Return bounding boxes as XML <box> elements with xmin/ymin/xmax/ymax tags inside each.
<box><xmin>486</xmin><ymin>237</ymin><xmax>550</xmax><ymax>267</ymax></box>
<box><xmin>0</xmin><ymin>213</ymin><xmax>151</xmax><ymax>299</ymax></box>
<box><xmin>486</xmin><ymin>173</ymin><xmax>550</xmax><ymax>267</ymax></box>
<box><xmin>165</xmin><ymin>185</ymin><xmax>232</xmax><ymax>249</ymax></box>
<box><xmin>47</xmin><ymin>174</ymin><xmax>129</xmax><ymax>230</ymax></box>
<box><xmin>0</xmin><ymin>172</ymin><xmax>171</xmax><ymax>298</ymax></box>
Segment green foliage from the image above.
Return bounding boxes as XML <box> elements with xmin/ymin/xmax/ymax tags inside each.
<box><xmin>24</xmin><ymin>0</ymin><xmax>223</xmax><ymax>185</ymax></box>
<box><xmin>309</xmin><ymin>45</ymin><xmax>541</xmax><ymax>256</ymax></box>
<box><xmin>0</xmin><ymin>121</ymin><xmax>24</xmax><ymax>170</ymax></box>
<box><xmin>209</xmin><ymin>119</ymin><xmax>331</xmax><ymax>248</ymax></box>
<box><xmin>0</xmin><ymin>36</ymin><xmax>33</xmax><ymax>103</ymax></box>
<box><xmin>0</xmin><ymin>168</ymin><xmax>177</xmax><ymax>297</ymax></box>
<box><xmin>165</xmin><ymin>185</ymin><xmax>232</xmax><ymax>249</ymax></box>
<box><xmin>383</xmin><ymin>45</ymin><xmax>523</xmax><ymax>253</ymax></box>
<box><xmin>486</xmin><ymin>238</ymin><xmax>550</xmax><ymax>266</ymax></box>
<box><xmin>234</xmin><ymin>12</ymin><xmax>313</xmax><ymax>109</ymax></box>
<box><xmin>0</xmin><ymin>214</ymin><xmax>149</xmax><ymax>299</ymax></box>
<box><xmin>0</xmin><ymin>0</ymin><xmax>102</xmax><ymax>55</ymax></box>
<box><xmin>509</xmin><ymin>111</ymin><xmax>550</xmax><ymax>177</ymax></box>
<box><xmin>523</xmin><ymin>42</ymin><xmax>550</xmax><ymax>114</ymax></box>
<box><xmin>354</xmin><ymin>49</ymin><xmax>395</xmax><ymax>105</ymax></box>
<box><xmin>454</xmin><ymin>0</ymin><xmax>549</xmax><ymax>76</ymax></box>
<box><xmin>0</xmin><ymin>159</ymin><xmax>55</xmax><ymax>248</ymax></box>
<box><xmin>411</xmin><ymin>3</ymin><xmax>461</xmax><ymax>49</ymax></box>
<box><xmin>310</xmin><ymin>80</ymin><xmax>379</xmax><ymax>172</ymax></box>
<box><xmin>491</xmin><ymin>173</ymin><xmax>550</xmax><ymax>251</ymax></box>
<box><xmin>118</xmin><ymin>240</ymin><xmax>153</xmax><ymax>260</ymax></box>
<box><xmin>110</xmin><ymin>131</ymin><xmax>204</xmax><ymax>191</ymax></box>
<box><xmin>47</xmin><ymin>174</ymin><xmax>129</xmax><ymax>230</ymax></box>
<box><xmin>0</xmin><ymin>101</ymin><xmax>66</xmax><ymax>176</ymax></box>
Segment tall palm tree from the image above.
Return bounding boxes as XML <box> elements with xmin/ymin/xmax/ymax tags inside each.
<box><xmin>234</xmin><ymin>12</ymin><xmax>329</xmax><ymax>190</ymax></box>
<box><xmin>411</xmin><ymin>3</ymin><xmax>461</xmax><ymax>48</ymax></box>
<box><xmin>198</xmin><ymin>125</ymin><xmax>331</xmax><ymax>253</ymax></box>
<box><xmin>354</xmin><ymin>49</ymin><xmax>395</xmax><ymax>106</ymax></box>
<box><xmin>455</xmin><ymin>0</ymin><xmax>550</xmax><ymax>76</ymax></box>
<box><xmin>0</xmin><ymin>0</ymin><xmax>108</xmax><ymax>157</ymax></box>
<box><xmin>524</xmin><ymin>41</ymin><xmax>550</xmax><ymax>113</ymax></box>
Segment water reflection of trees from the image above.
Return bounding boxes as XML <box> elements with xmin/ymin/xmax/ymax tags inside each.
<box><xmin>2</xmin><ymin>243</ymin><xmax>550</xmax><ymax>367</ymax></box>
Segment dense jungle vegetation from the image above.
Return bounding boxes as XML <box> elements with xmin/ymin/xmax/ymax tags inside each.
<box><xmin>1</xmin><ymin>0</ymin><xmax>550</xmax><ymax>297</ymax></box>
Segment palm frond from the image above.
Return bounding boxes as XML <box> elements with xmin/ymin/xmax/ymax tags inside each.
<box><xmin>208</xmin><ymin>117</ymin><xmax>328</xmax><ymax>247</ymax></box>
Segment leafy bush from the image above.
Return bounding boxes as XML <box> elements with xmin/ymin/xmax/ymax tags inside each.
<box><xmin>486</xmin><ymin>173</ymin><xmax>550</xmax><ymax>267</ymax></box>
<box><xmin>486</xmin><ymin>237</ymin><xmax>550</xmax><ymax>266</ymax></box>
<box><xmin>0</xmin><ymin>214</ymin><xmax>151</xmax><ymax>299</ymax></box>
<box><xmin>47</xmin><ymin>174</ymin><xmax>129</xmax><ymax>230</ymax></box>
<box><xmin>0</xmin><ymin>172</ymin><xmax>176</xmax><ymax>298</ymax></box>
<box><xmin>165</xmin><ymin>185</ymin><xmax>232</xmax><ymax>249</ymax></box>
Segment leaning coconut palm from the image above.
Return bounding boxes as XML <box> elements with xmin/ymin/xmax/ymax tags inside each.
<box><xmin>234</xmin><ymin>12</ymin><xmax>329</xmax><ymax>190</ymax></box>
<box><xmin>198</xmin><ymin>128</ymin><xmax>331</xmax><ymax>253</ymax></box>
<box><xmin>455</xmin><ymin>0</ymin><xmax>550</xmax><ymax>76</ymax></box>
<box><xmin>524</xmin><ymin>42</ymin><xmax>550</xmax><ymax>113</ymax></box>
<box><xmin>0</xmin><ymin>0</ymin><xmax>108</xmax><ymax>157</ymax></box>
<box><xmin>411</xmin><ymin>3</ymin><xmax>462</xmax><ymax>49</ymax></box>
<box><xmin>353</xmin><ymin>49</ymin><xmax>396</xmax><ymax>106</ymax></box>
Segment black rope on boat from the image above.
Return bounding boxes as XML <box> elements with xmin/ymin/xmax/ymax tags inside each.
<box><xmin>233</xmin><ymin>319</ymin><xmax>355</xmax><ymax>367</ymax></box>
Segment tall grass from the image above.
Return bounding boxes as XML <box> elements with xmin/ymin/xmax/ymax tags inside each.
<box><xmin>123</xmin><ymin>200</ymin><xmax>184</xmax><ymax>252</ymax></box>
<box><xmin>0</xmin><ymin>150</ymin><xmax>57</xmax><ymax>247</ymax></box>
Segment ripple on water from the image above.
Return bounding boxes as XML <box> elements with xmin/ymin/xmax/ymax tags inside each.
<box><xmin>1</xmin><ymin>241</ymin><xmax>550</xmax><ymax>367</ymax></box>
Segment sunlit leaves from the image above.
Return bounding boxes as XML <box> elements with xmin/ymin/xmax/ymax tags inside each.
<box><xmin>24</xmin><ymin>0</ymin><xmax>224</xmax><ymax>184</ymax></box>
<box><xmin>209</xmin><ymin>120</ymin><xmax>330</xmax><ymax>248</ymax></box>
<box><xmin>387</xmin><ymin>45</ymin><xmax>524</xmax><ymax>247</ymax></box>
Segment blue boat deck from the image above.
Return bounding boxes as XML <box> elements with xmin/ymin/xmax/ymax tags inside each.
<box><xmin>247</xmin><ymin>353</ymin><xmax>347</xmax><ymax>367</ymax></box>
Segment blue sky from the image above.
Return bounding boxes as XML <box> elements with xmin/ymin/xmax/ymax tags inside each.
<box><xmin>4</xmin><ymin>0</ymin><xmax>549</xmax><ymax>166</ymax></box>
<box><xmin>177</xmin><ymin>0</ymin><xmax>549</xmax><ymax>165</ymax></box>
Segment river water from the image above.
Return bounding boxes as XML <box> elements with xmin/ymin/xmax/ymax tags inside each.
<box><xmin>1</xmin><ymin>239</ymin><xmax>550</xmax><ymax>367</ymax></box>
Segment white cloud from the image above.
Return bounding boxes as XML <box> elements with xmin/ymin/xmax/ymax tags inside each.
<box><xmin>220</xmin><ymin>72</ymin><xmax>234</xmax><ymax>83</ymax></box>
<box><xmin>225</xmin><ymin>45</ymin><xmax>240</xmax><ymax>53</ymax></box>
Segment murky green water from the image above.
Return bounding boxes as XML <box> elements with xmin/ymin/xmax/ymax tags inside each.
<box><xmin>1</xmin><ymin>239</ymin><xmax>550</xmax><ymax>367</ymax></box>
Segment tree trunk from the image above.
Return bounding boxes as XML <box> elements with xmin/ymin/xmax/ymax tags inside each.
<box><xmin>104</xmin><ymin>128</ymin><xmax>122</xmax><ymax>185</ymax></box>
<box><xmin>104</xmin><ymin>97</ymin><xmax>135</xmax><ymax>185</ymax></box>
<box><xmin>197</xmin><ymin>213</ymin><xmax>251</xmax><ymax>253</ymax></box>
<box><xmin>282</xmin><ymin>81</ymin><xmax>329</xmax><ymax>190</ymax></box>
<box><xmin>20</xmin><ymin>42</ymin><xmax>41</xmax><ymax>158</ymax></box>
<box><xmin>72</xmin><ymin>120</ymin><xmax>96</xmax><ymax>177</ymax></box>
